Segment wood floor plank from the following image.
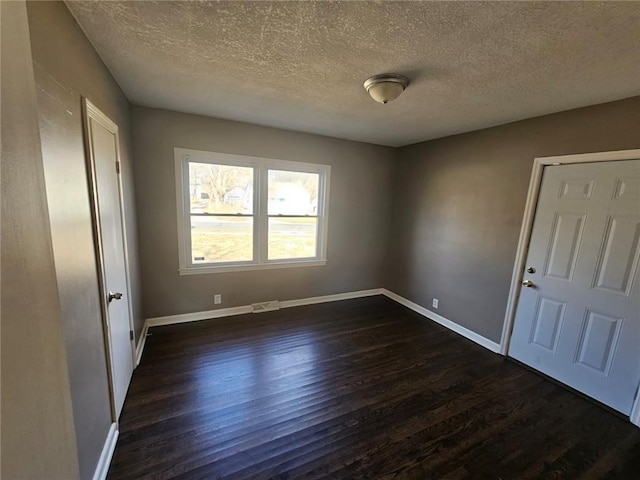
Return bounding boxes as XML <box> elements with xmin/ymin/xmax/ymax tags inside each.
<box><xmin>108</xmin><ymin>296</ymin><xmax>639</xmax><ymax>479</ymax></box>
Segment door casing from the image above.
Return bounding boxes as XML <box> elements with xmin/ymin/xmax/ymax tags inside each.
<box><xmin>82</xmin><ymin>98</ymin><xmax>136</xmax><ymax>422</ymax></box>
<box><xmin>500</xmin><ymin>148</ymin><xmax>640</xmax><ymax>426</ymax></box>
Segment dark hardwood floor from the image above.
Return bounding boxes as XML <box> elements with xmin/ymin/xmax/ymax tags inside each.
<box><xmin>108</xmin><ymin>296</ymin><xmax>640</xmax><ymax>479</ymax></box>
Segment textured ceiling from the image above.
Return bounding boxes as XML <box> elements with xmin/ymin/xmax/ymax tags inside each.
<box><xmin>65</xmin><ymin>1</ymin><xmax>640</xmax><ymax>147</ymax></box>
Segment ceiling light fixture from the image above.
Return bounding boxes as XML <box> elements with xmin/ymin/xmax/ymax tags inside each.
<box><xmin>363</xmin><ymin>73</ymin><xmax>410</xmax><ymax>104</ymax></box>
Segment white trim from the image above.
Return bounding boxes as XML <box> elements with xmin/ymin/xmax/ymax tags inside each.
<box><xmin>500</xmin><ymin>149</ymin><xmax>640</xmax><ymax>356</ymax></box>
<box><xmin>319</xmin><ymin>164</ymin><xmax>330</xmax><ymax>265</ymax></box>
<box><xmin>134</xmin><ymin>322</ymin><xmax>149</xmax><ymax>366</ymax></box>
<box><xmin>499</xmin><ymin>158</ymin><xmax>545</xmax><ymax>355</ymax></box>
<box><xmin>174</xmin><ymin>147</ymin><xmax>331</xmax><ymax>274</ymax></box>
<box><xmin>83</xmin><ymin>98</ymin><xmax>137</xmax><ymax>421</ymax></box>
<box><xmin>136</xmin><ymin>280</ymin><xmax>638</xmax><ymax>425</ymax></box>
<box><xmin>174</xmin><ymin>152</ymin><xmax>187</xmax><ymax>276</ymax></box>
<box><xmin>147</xmin><ymin>305</ymin><xmax>254</xmax><ymax>327</ymax></box>
<box><xmin>179</xmin><ymin>259</ymin><xmax>327</xmax><ymax>275</ymax></box>
<box><xmin>91</xmin><ymin>422</ymin><xmax>118</xmax><ymax>480</ymax></box>
<box><xmin>136</xmin><ymin>288</ymin><xmax>499</xmax><ymax>384</ymax></box>
<box><xmin>85</xmin><ymin>100</ymin><xmax>137</xmax><ymax>358</ymax></box>
<box><xmin>144</xmin><ymin>289</ymin><xmax>384</xmax><ymax>328</ymax></box>
<box><xmin>109</xmin><ymin>110</ymin><xmax>137</xmax><ymax>369</ymax></box>
<box><xmin>85</xmin><ymin>100</ymin><xmax>118</xmax><ymax>133</ymax></box>
<box><xmin>280</xmin><ymin>289</ymin><xmax>383</xmax><ymax>308</ymax></box>
<box><xmin>137</xmin><ymin>290</ymin><xmax>385</xmax><ymax>365</ymax></box>
<box><xmin>381</xmin><ymin>289</ymin><xmax>501</xmax><ymax>353</ymax></box>
<box><xmin>631</xmin><ymin>389</ymin><xmax>640</xmax><ymax>428</ymax></box>
<box><xmin>532</xmin><ymin>149</ymin><xmax>640</xmax><ymax>165</ymax></box>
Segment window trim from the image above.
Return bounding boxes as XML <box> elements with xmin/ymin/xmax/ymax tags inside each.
<box><xmin>175</xmin><ymin>148</ymin><xmax>331</xmax><ymax>275</ymax></box>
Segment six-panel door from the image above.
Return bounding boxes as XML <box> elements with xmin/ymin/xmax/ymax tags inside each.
<box><xmin>509</xmin><ymin>159</ymin><xmax>640</xmax><ymax>414</ymax></box>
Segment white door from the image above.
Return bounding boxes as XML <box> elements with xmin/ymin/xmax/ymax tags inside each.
<box><xmin>509</xmin><ymin>159</ymin><xmax>640</xmax><ymax>415</ymax></box>
<box><xmin>84</xmin><ymin>100</ymin><xmax>134</xmax><ymax>419</ymax></box>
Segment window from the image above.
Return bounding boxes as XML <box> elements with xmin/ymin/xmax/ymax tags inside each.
<box><xmin>175</xmin><ymin>148</ymin><xmax>330</xmax><ymax>274</ymax></box>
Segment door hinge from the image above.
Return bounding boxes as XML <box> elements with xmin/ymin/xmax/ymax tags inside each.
<box><xmin>129</xmin><ymin>330</ymin><xmax>134</xmax><ymax>341</ymax></box>
<box><xmin>116</xmin><ymin>160</ymin><xmax>121</xmax><ymax>174</ymax></box>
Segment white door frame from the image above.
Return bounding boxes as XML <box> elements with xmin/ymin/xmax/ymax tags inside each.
<box><xmin>499</xmin><ymin>148</ymin><xmax>640</xmax><ymax>425</ymax></box>
<box><xmin>82</xmin><ymin>98</ymin><xmax>136</xmax><ymax>422</ymax></box>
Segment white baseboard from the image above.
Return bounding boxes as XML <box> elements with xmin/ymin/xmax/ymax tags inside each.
<box><xmin>146</xmin><ymin>305</ymin><xmax>253</xmax><ymax>327</ymax></box>
<box><xmin>137</xmin><ymin>287</ymin><xmax>500</xmax><ymax>370</ymax></box>
<box><xmin>280</xmin><ymin>289</ymin><xmax>383</xmax><ymax>309</ymax></box>
<box><xmin>381</xmin><ymin>289</ymin><xmax>501</xmax><ymax>353</ymax></box>
<box><xmin>138</xmin><ymin>289</ymin><xmax>384</xmax><ymax>362</ymax></box>
<box><xmin>135</xmin><ymin>322</ymin><xmax>149</xmax><ymax>366</ymax></box>
<box><xmin>92</xmin><ymin>422</ymin><xmax>118</xmax><ymax>480</ymax></box>
<box><xmin>145</xmin><ymin>289</ymin><xmax>384</xmax><ymax>328</ymax></box>
<box><xmin>631</xmin><ymin>392</ymin><xmax>640</xmax><ymax>428</ymax></box>
<box><xmin>133</xmin><ymin>288</ymin><xmax>640</xmax><ymax>427</ymax></box>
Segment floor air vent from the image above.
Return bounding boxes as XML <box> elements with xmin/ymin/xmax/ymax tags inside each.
<box><xmin>252</xmin><ymin>300</ymin><xmax>280</xmax><ymax>313</ymax></box>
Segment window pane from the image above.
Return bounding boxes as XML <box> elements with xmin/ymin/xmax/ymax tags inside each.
<box><xmin>268</xmin><ymin>217</ymin><xmax>317</xmax><ymax>260</ymax></box>
<box><xmin>189</xmin><ymin>162</ymin><xmax>253</xmax><ymax>214</ymax></box>
<box><xmin>268</xmin><ymin>169</ymin><xmax>319</xmax><ymax>216</ymax></box>
<box><xmin>191</xmin><ymin>216</ymin><xmax>253</xmax><ymax>263</ymax></box>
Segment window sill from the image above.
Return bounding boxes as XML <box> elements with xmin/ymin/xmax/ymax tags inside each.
<box><xmin>179</xmin><ymin>259</ymin><xmax>327</xmax><ymax>275</ymax></box>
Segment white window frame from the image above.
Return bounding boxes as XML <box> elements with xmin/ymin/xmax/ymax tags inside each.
<box><xmin>175</xmin><ymin>148</ymin><xmax>331</xmax><ymax>275</ymax></box>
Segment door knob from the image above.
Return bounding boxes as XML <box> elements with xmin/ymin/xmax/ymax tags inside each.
<box><xmin>108</xmin><ymin>291</ymin><xmax>123</xmax><ymax>302</ymax></box>
<box><xmin>522</xmin><ymin>280</ymin><xmax>535</xmax><ymax>288</ymax></box>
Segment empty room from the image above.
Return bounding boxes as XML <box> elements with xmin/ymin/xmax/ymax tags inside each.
<box><xmin>2</xmin><ymin>1</ymin><xmax>640</xmax><ymax>479</ymax></box>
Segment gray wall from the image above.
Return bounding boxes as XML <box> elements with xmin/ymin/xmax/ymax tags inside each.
<box><xmin>28</xmin><ymin>0</ymin><xmax>144</xmax><ymax>338</ymax></box>
<box><xmin>131</xmin><ymin>106</ymin><xmax>396</xmax><ymax>318</ymax></box>
<box><xmin>387</xmin><ymin>97</ymin><xmax>640</xmax><ymax>343</ymax></box>
<box><xmin>3</xmin><ymin>2</ymin><xmax>637</xmax><ymax>476</ymax></box>
<box><xmin>0</xmin><ymin>1</ymin><xmax>80</xmax><ymax>478</ymax></box>
<box><xmin>26</xmin><ymin>2</ymin><xmax>142</xmax><ymax>478</ymax></box>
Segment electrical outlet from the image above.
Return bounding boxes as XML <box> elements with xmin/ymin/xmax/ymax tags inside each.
<box><xmin>214</xmin><ymin>294</ymin><xmax>222</xmax><ymax>305</ymax></box>
<box><xmin>432</xmin><ymin>298</ymin><xmax>439</xmax><ymax>309</ymax></box>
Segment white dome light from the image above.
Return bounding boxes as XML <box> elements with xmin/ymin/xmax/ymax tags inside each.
<box><xmin>363</xmin><ymin>73</ymin><xmax>410</xmax><ymax>104</ymax></box>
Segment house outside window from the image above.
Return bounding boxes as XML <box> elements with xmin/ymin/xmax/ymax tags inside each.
<box><xmin>175</xmin><ymin>148</ymin><xmax>330</xmax><ymax>274</ymax></box>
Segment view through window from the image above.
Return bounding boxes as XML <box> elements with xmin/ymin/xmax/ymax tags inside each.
<box><xmin>176</xmin><ymin>149</ymin><xmax>330</xmax><ymax>272</ymax></box>
<box><xmin>267</xmin><ymin>169</ymin><xmax>319</xmax><ymax>260</ymax></box>
<box><xmin>189</xmin><ymin>162</ymin><xmax>254</xmax><ymax>263</ymax></box>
